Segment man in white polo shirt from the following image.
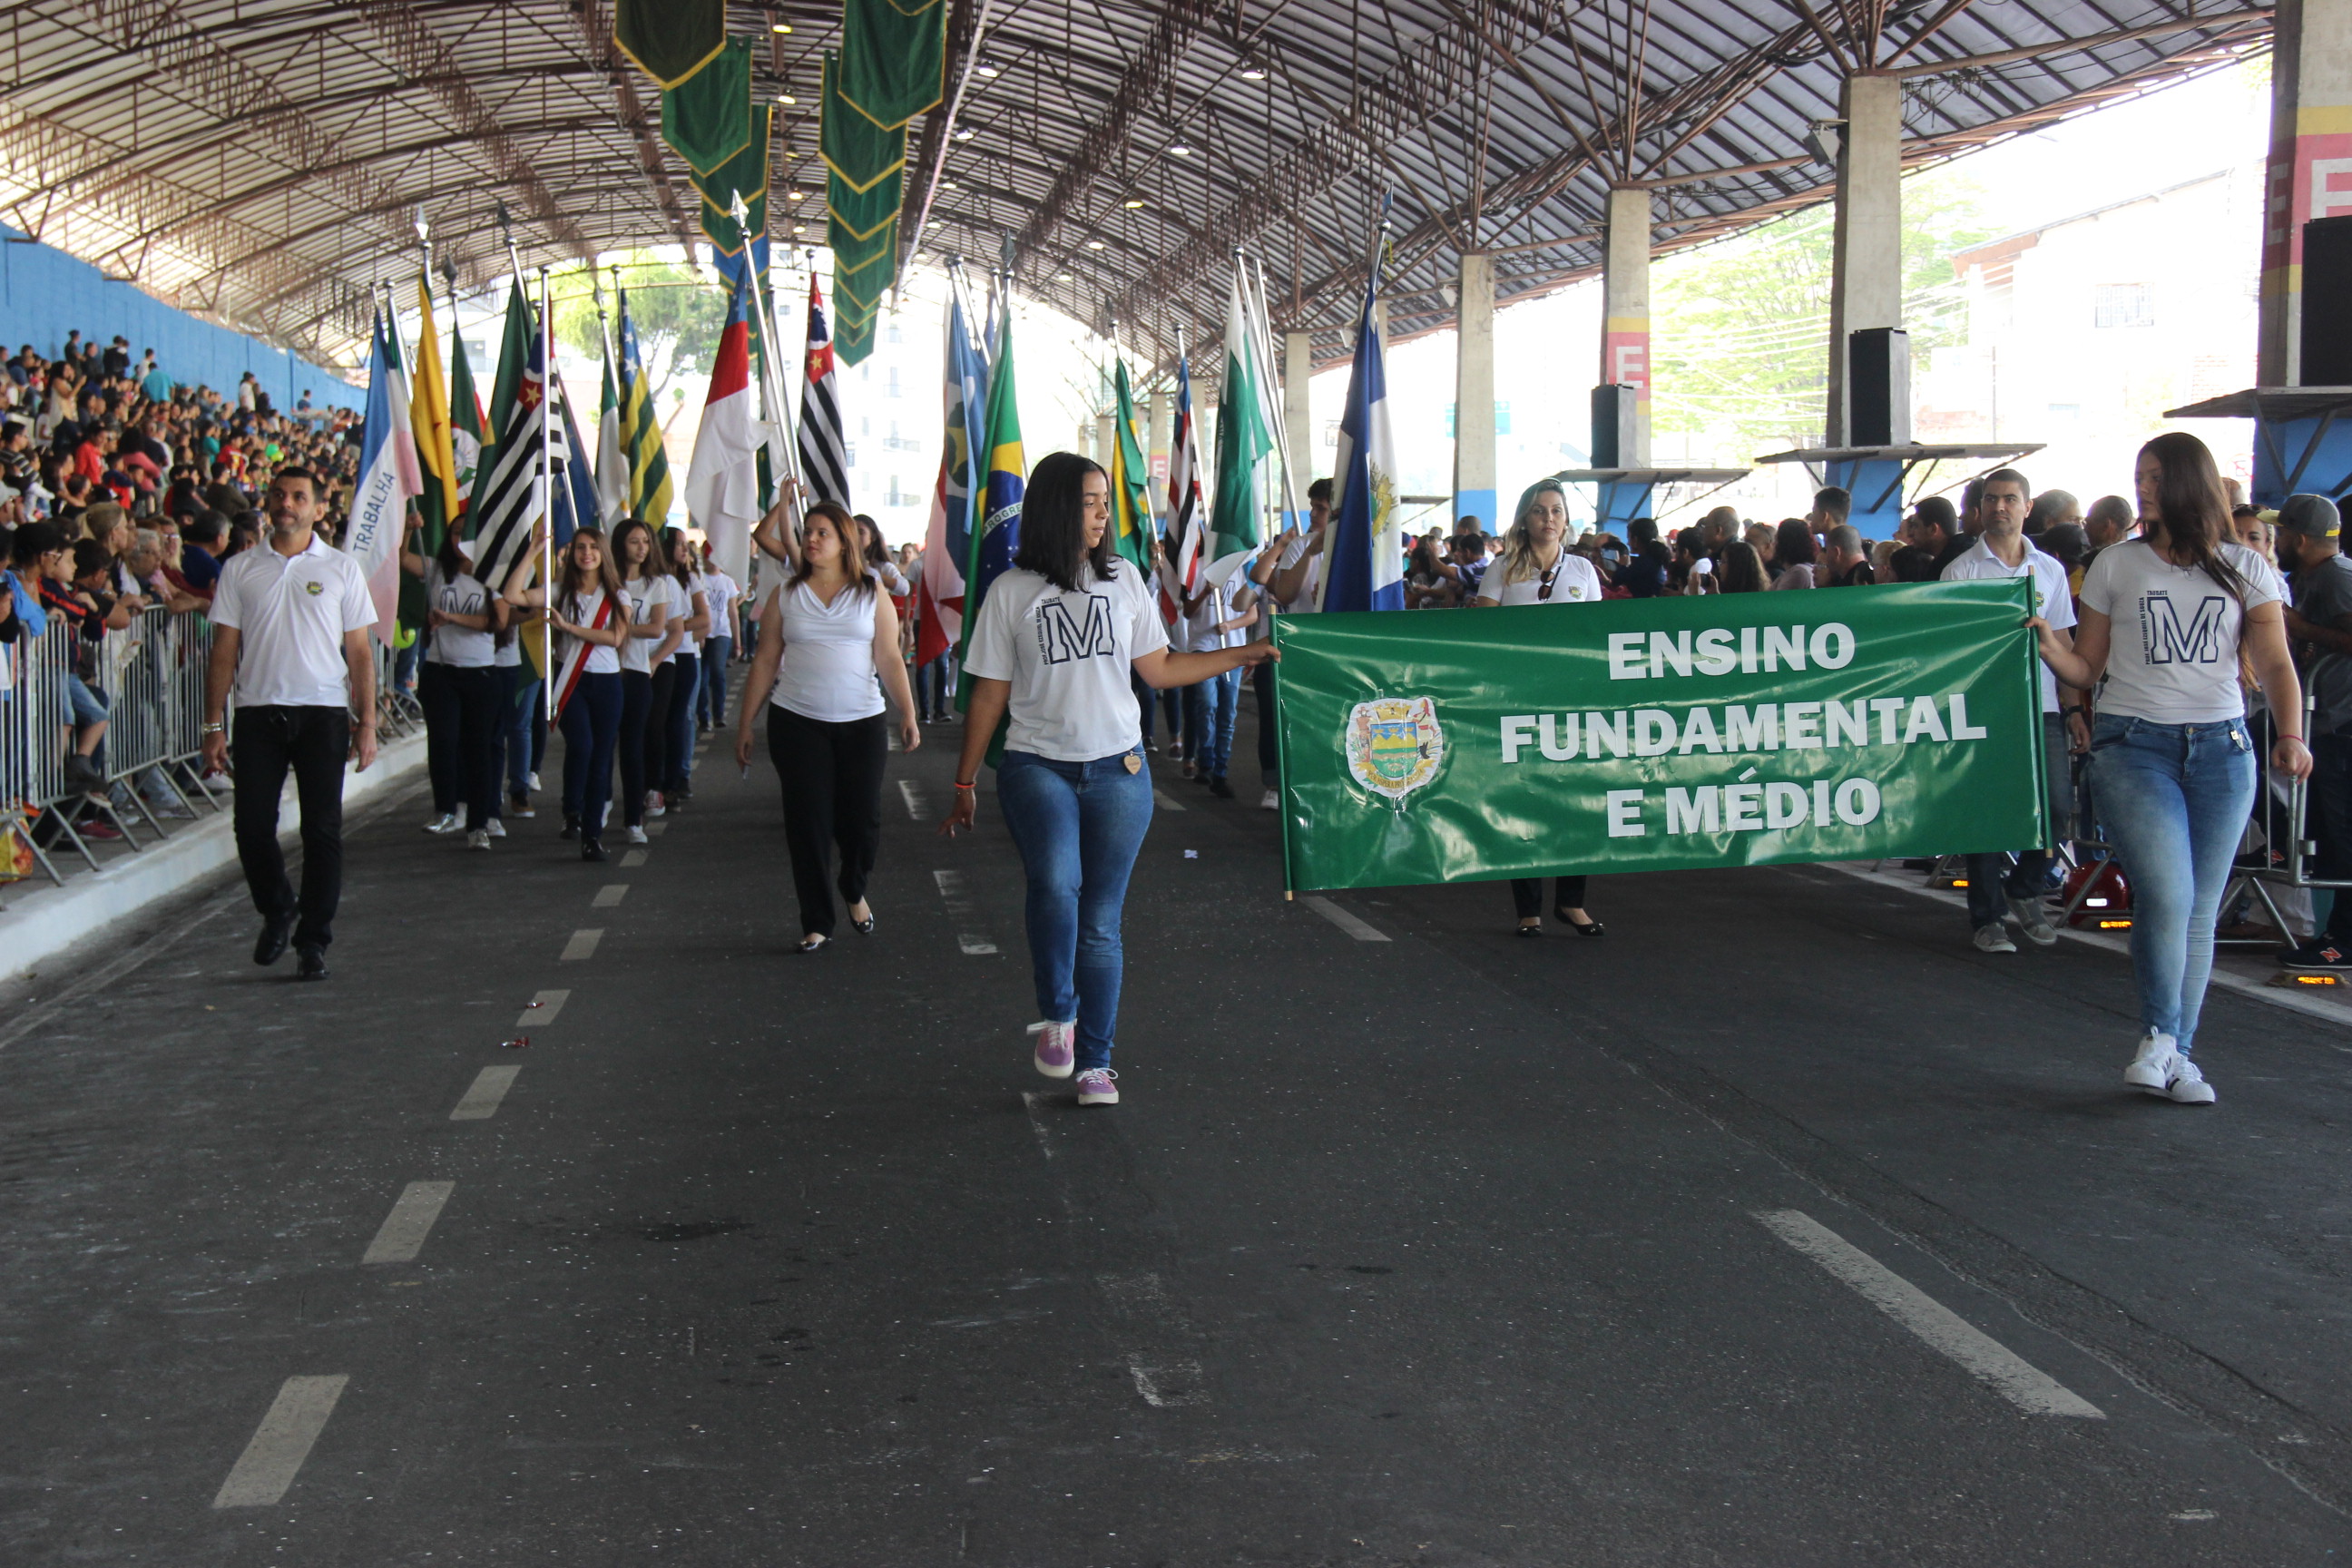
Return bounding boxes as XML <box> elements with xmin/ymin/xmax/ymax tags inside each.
<box><xmin>1940</xmin><ymin>466</ymin><xmax>2081</xmax><ymax>955</ymax></box>
<box><xmin>201</xmin><ymin>466</ymin><xmax>378</xmax><ymax>980</ymax></box>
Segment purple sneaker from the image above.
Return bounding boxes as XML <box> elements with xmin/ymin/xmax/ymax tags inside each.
<box><xmin>1028</xmin><ymin>1020</ymin><xmax>1075</xmax><ymax>1079</ymax></box>
<box><xmin>1075</xmin><ymin>1068</ymin><xmax>1120</xmax><ymax>1106</ymax></box>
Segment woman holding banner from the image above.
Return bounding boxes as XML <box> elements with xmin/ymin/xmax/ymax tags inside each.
<box><xmin>2030</xmin><ymin>432</ymin><xmax>2308</xmax><ymax>1105</ymax></box>
<box><xmin>1473</xmin><ymin>479</ymin><xmax>1608</xmax><ymax>939</ymax></box>
<box><xmin>939</xmin><ymin>453</ymin><xmax>1276</xmax><ymax>1107</ymax></box>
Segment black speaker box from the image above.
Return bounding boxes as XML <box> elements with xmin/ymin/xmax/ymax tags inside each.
<box><xmin>2302</xmin><ymin>215</ymin><xmax>2352</xmax><ymax>386</ymax></box>
<box><xmin>1847</xmin><ymin>327</ymin><xmax>1911</xmax><ymax>446</ymax></box>
<box><xmin>1591</xmin><ymin>384</ymin><xmax>1637</xmax><ymax>468</ymax></box>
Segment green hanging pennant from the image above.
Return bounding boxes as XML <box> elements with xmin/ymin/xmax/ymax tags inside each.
<box><xmin>662</xmin><ymin>36</ymin><xmax>754</xmax><ymax>176</ymax></box>
<box><xmin>616</xmin><ymin>0</ymin><xmax>725</xmax><ymax>87</ymax></box>
<box><xmin>835</xmin><ymin>252</ymin><xmax>896</xmax><ymax>314</ymax></box>
<box><xmin>827</xmin><ymin>166</ymin><xmax>903</xmax><ymax>242</ymax></box>
<box><xmin>834</xmin><ymin>312</ymin><xmax>877</xmax><ymax>368</ymax></box>
<box><xmin>819</xmin><ymin>52</ymin><xmax>907</xmax><ymax>193</ymax></box>
<box><xmin>828</xmin><ymin>218</ymin><xmax>897</xmax><ymax>273</ymax></box>
<box><xmin>691</xmin><ymin>103</ymin><xmax>770</xmax><ymax>220</ymax></box>
<box><xmin>838</xmin><ymin>0</ymin><xmax>947</xmax><ymax>132</ymax></box>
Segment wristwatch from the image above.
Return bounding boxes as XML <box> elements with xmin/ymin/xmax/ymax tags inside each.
<box><xmin>201</xmin><ymin>720</ymin><xmax>225</xmax><ymax>735</ymax></box>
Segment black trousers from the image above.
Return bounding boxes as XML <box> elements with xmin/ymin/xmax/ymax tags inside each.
<box><xmin>768</xmin><ymin>707</ymin><xmax>888</xmax><ymax>938</ymax></box>
<box><xmin>420</xmin><ymin>662</ymin><xmax>500</xmax><ymax>829</ymax></box>
<box><xmin>644</xmin><ymin>662</ymin><xmax>679</xmax><ymax>802</ymax></box>
<box><xmin>618</xmin><ymin>670</ymin><xmax>653</xmax><ymax>827</ymax></box>
<box><xmin>1251</xmin><ymin>655</ymin><xmax>1279</xmax><ymax>785</ymax></box>
<box><xmin>1510</xmin><ymin>875</ymin><xmax>1589</xmax><ymax>919</ymax></box>
<box><xmin>232</xmin><ymin>704</ymin><xmax>349</xmax><ymax>950</ymax></box>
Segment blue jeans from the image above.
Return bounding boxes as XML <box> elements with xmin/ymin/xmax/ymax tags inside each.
<box><xmin>1195</xmin><ymin>667</ymin><xmax>1240</xmax><ymax>779</ymax></box>
<box><xmin>1965</xmin><ymin>713</ymin><xmax>2072</xmax><ymax>928</ymax></box>
<box><xmin>2087</xmin><ymin>714</ymin><xmax>2257</xmax><ymax>1053</ymax></box>
<box><xmin>995</xmin><ymin>747</ymin><xmax>1155</xmax><ymax>1073</ymax></box>
<box><xmin>560</xmin><ymin>671</ymin><xmax>622</xmax><ymax>839</ymax></box>
<box><xmin>697</xmin><ymin>636</ymin><xmax>732</xmax><ymax>724</ymax></box>
<box><xmin>666</xmin><ymin>652</ymin><xmax>699</xmax><ymax>790</ymax></box>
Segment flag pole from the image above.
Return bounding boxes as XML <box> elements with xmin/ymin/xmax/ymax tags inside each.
<box><xmin>538</xmin><ymin>263</ymin><xmax>556</xmax><ymax>723</ymax></box>
<box><xmin>1246</xmin><ymin>249</ymin><xmax>1305</xmax><ymax>539</ymax></box>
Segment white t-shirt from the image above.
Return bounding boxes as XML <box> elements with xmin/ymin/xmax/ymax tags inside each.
<box><xmin>210</xmin><ymin>534</ymin><xmax>373</xmax><ymax>708</ymax></box>
<box><xmin>1278</xmin><ymin>529</ymin><xmax>1322</xmax><ymax>612</ymax></box>
<box><xmin>2079</xmin><ymin>538</ymin><xmax>2286</xmax><ymax>724</ymax></box>
<box><xmin>875</xmin><ymin>559</ymin><xmax>912</xmax><ymax>597</ymax></box>
<box><xmin>424</xmin><ymin>562</ymin><xmax>495</xmax><ymax>668</ymax></box>
<box><xmin>1478</xmin><ymin>551</ymin><xmax>1604</xmax><ymax>606</ymax></box>
<box><xmin>772</xmin><ymin>580</ymin><xmax>886</xmax><ymax>723</ymax></box>
<box><xmin>558</xmin><ymin>587</ymin><xmax>622</xmax><ymax>675</ymax></box>
<box><xmin>618</xmin><ymin>572</ymin><xmax>680</xmax><ymax>676</ymax></box>
<box><xmin>964</xmin><ymin>564</ymin><xmax>1169</xmax><ymax>761</ymax></box>
<box><xmin>1941</xmin><ymin>535</ymin><xmax>2077</xmax><ymax>713</ymax></box>
<box><xmin>673</xmin><ymin>573</ymin><xmax>708</xmax><ymax>657</ymax></box>
<box><xmin>1186</xmin><ymin>576</ymin><xmax>1239</xmax><ymax>652</ymax></box>
<box><xmin>702</xmin><ymin>570</ymin><xmax>740</xmax><ymax>643</ymax></box>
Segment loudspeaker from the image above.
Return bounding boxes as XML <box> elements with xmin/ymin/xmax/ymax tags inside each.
<box><xmin>1591</xmin><ymin>384</ymin><xmax>1637</xmax><ymax>468</ymax></box>
<box><xmin>1847</xmin><ymin>327</ymin><xmax>1911</xmax><ymax>447</ymax></box>
<box><xmin>2302</xmin><ymin>215</ymin><xmax>2352</xmax><ymax>386</ymax></box>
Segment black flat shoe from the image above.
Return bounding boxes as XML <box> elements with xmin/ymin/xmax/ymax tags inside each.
<box><xmin>253</xmin><ymin>916</ymin><xmax>293</xmax><ymax>966</ymax></box>
<box><xmin>295</xmin><ymin>947</ymin><xmax>329</xmax><ymax>981</ymax></box>
<box><xmin>1558</xmin><ymin>911</ymin><xmax>1605</xmax><ymax>937</ymax></box>
<box><xmin>581</xmin><ymin>838</ymin><xmax>607</xmax><ymax>862</ymax></box>
<box><xmin>849</xmin><ymin>910</ymin><xmax>876</xmax><ymax>935</ymax></box>
<box><xmin>559</xmin><ymin>814</ymin><xmax>580</xmax><ymax>841</ymax></box>
<box><xmin>1515</xmin><ymin>924</ymin><xmax>1544</xmax><ymax>939</ymax></box>
<box><xmin>795</xmin><ymin>935</ymin><xmax>829</xmax><ymax>953</ymax></box>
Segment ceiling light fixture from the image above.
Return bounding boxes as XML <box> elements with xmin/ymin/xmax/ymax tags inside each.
<box><xmin>787</xmin><ymin>188</ymin><xmax>804</xmax><ymax>201</ymax></box>
<box><xmin>1055</xmin><ymin>271</ymin><xmax>1073</xmax><ymax>280</ymax></box>
<box><xmin>792</xmin><ymin>223</ymin><xmax>806</xmax><ymax>233</ymax></box>
<box><xmin>776</xmin><ymin>93</ymin><xmax>797</xmax><ymax>104</ymax></box>
<box><xmin>1168</xmin><ymin>140</ymin><xmax>1191</xmax><ymax>156</ymax></box>
<box><xmin>975</xmin><ymin>55</ymin><xmax>1003</xmax><ymax>77</ymax></box>
<box><xmin>1123</xmin><ymin>198</ymin><xmax>1144</xmax><ymax>209</ymax></box>
<box><xmin>953</xmin><ymin>127</ymin><xmax>975</xmax><ymax>142</ymax></box>
<box><xmin>1240</xmin><ymin>61</ymin><xmax>1267</xmax><ymax>80</ymax></box>
<box><xmin>1086</xmin><ymin>240</ymin><xmax>1105</xmax><ymax>250</ymax></box>
<box><xmin>770</xmin><ymin>22</ymin><xmax>792</xmax><ymax>33</ymax></box>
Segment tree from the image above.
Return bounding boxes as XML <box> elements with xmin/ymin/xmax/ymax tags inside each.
<box><xmin>1651</xmin><ymin>173</ymin><xmax>1994</xmax><ymax>457</ymax></box>
<box><xmin>550</xmin><ymin>251</ymin><xmax>727</xmax><ymax>409</ymax></box>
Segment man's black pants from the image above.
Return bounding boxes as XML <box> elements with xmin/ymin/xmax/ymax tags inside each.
<box><xmin>233</xmin><ymin>704</ymin><xmax>349</xmax><ymax>951</ymax></box>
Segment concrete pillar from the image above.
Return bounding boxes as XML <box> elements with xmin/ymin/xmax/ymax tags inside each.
<box><xmin>1600</xmin><ymin>185</ymin><xmax>1652</xmax><ymax>467</ymax></box>
<box><xmin>1825</xmin><ymin>74</ymin><xmax>1904</xmax><ymax>446</ymax></box>
<box><xmin>1148</xmin><ymin>384</ymin><xmax>1173</xmax><ymax>491</ymax></box>
<box><xmin>1095</xmin><ymin>412</ymin><xmax>1117</xmax><ymax>468</ymax></box>
<box><xmin>2259</xmin><ymin>0</ymin><xmax>2352</xmax><ymax>385</ymax></box>
<box><xmin>1283</xmin><ymin>329</ymin><xmax>1316</xmax><ymax>523</ymax></box>
<box><xmin>1452</xmin><ymin>251</ymin><xmax>1497</xmax><ymax>532</ymax></box>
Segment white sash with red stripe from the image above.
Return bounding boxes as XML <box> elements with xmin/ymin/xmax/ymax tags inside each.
<box><xmin>552</xmin><ymin>591</ymin><xmax>617</xmax><ymax>720</ymax></box>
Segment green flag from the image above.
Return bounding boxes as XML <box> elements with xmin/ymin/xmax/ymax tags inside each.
<box><xmin>838</xmin><ymin>0</ymin><xmax>946</xmax><ymax>131</ymax></box>
<box><xmin>616</xmin><ymin>0</ymin><xmax>724</xmax><ymax>86</ymax></box>
<box><xmin>1109</xmin><ymin>358</ymin><xmax>1154</xmax><ymax>572</ymax></box>
<box><xmin>819</xmin><ymin>52</ymin><xmax>906</xmax><ymax>192</ymax></box>
<box><xmin>448</xmin><ymin>310</ymin><xmax>485</xmax><ymax>523</ymax></box>
<box><xmin>1269</xmin><ymin>581</ymin><xmax>2047</xmax><ymax>892</ymax></box>
<box><xmin>662</xmin><ymin>35</ymin><xmax>753</xmax><ymax>175</ymax></box>
<box><xmin>1210</xmin><ymin>273</ymin><xmax>1271</xmax><ymax>560</ymax></box>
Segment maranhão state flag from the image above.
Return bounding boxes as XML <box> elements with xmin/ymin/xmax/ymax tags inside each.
<box><xmin>683</xmin><ymin>265</ymin><xmax>766</xmax><ymax>583</ymax></box>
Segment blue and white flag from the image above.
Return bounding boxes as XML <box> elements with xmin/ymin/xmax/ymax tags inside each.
<box><xmin>916</xmin><ymin>287</ymin><xmax>988</xmax><ymax>668</ymax></box>
<box><xmin>346</xmin><ymin>312</ymin><xmax>422</xmax><ymax>644</ymax></box>
<box><xmin>1318</xmin><ymin>256</ymin><xmax>1403</xmax><ymax>612</ymax></box>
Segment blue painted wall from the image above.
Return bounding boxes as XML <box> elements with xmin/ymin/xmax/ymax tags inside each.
<box><xmin>0</xmin><ymin>226</ymin><xmax>360</xmax><ymax>407</ymax></box>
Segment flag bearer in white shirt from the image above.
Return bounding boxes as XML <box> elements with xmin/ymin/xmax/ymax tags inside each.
<box><xmin>200</xmin><ymin>467</ymin><xmax>378</xmax><ymax>981</ymax></box>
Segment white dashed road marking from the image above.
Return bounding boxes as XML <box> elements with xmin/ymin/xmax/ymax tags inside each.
<box><xmin>519</xmin><ymin>988</ymin><xmax>568</xmax><ymax>1028</ymax></box>
<box><xmin>933</xmin><ymin>869</ymin><xmax>998</xmax><ymax>955</ymax></box>
<box><xmin>449</xmin><ymin>1065</ymin><xmax>521</xmax><ymax>1122</ymax></box>
<box><xmin>620</xmin><ymin>849</ymin><xmax>648</xmax><ymax>867</ymax></box>
<box><xmin>1126</xmin><ymin>1356</ymin><xmax>1207</xmax><ymax>1408</ymax></box>
<box><xmin>212</xmin><ymin>1375</ymin><xmax>348</xmax><ymax>1508</ymax></box>
<box><xmin>899</xmin><ymin>779</ymin><xmax>930</xmax><ymax>820</ymax></box>
<box><xmin>1755</xmin><ymin>1209</ymin><xmax>2103</xmax><ymax>1418</ymax></box>
<box><xmin>361</xmin><ymin>1181</ymin><xmax>456</xmax><ymax>1265</ymax></box>
<box><xmin>593</xmin><ymin>884</ymin><xmax>629</xmax><ymax>908</ymax></box>
<box><xmin>1152</xmin><ymin>789</ymin><xmax>1186</xmax><ymax>811</ymax></box>
<box><xmin>560</xmin><ymin>929</ymin><xmax>603</xmax><ymax>961</ymax></box>
<box><xmin>1299</xmin><ymin>896</ymin><xmax>1390</xmax><ymax>943</ymax></box>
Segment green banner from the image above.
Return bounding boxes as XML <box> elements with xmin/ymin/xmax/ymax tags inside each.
<box><xmin>616</xmin><ymin>0</ymin><xmax>725</xmax><ymax>87</ymax></box>
<box><xmin>820</xmin><ymin>53</ymin><xmax>909</xmax><ymax>192</ymax></box>
<box><xmin>1270</xmin><ymin>582</ymin><xmax>2047</xmax><ymax>892</ymax></box>
<box><xmin>662</xmin><ymin>36</ymin><xmax>753</xmax><ymax>175</ymax></box>
<box><xmin>838</xmin><ymin>0</ymin><xmax>947</xmax><ymax>131</ymax></box>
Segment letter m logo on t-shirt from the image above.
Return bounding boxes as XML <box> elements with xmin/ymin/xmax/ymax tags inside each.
<box><xmin>1034</xmin><ymin>593</ymin><xmax>1116</xmax><ymax>664</ymax></box>
<box><xmin>2141</xmin><ymin>590</ymin><xmax>2228</xmax><ymax>666</ymax></box>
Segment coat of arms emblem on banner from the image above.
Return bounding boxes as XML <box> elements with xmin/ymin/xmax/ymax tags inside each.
<box><xmin>1344</xmin><ymin>696</ymin><xmax>1445</xmax><ymax>802</ymax></box>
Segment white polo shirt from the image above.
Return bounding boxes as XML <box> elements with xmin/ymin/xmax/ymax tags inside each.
<box><xmin>1940</xmin><ymin>534</ymin><xmax>2076</xmax><ymax>713</ymax></box>
<box><xmin>210</xmin><ymin>534</ymin><xmax>374</xmax><ymax>708</ymax></box>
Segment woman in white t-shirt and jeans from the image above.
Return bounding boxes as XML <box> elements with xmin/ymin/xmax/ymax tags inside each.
<box><xmin>941</xmin><ymin>452</ymin><xmax>1277</xmax><ymax>1105</ymax></box>
<box><xmin>1473</xmin><ymin>479</ymin><xmax>1610</xmax><ymax>940</ymax></box>
<box><xmin>733</xmin><ymin>502</ymin><xmax>921</xmax><ymax>952</ymax></box>
<box><xmin>2032</xmin><ymin>433</ymin><xmax>2308</xmax><ymax>1104</ymax></box>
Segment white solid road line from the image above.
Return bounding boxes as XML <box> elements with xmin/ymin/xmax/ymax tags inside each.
<box><xmin>519</xmin><ymin>987</ymin><xmax>568</xmax><ymax>1028</ymax></box>
<box><xmin>593</xmin><ymin>884</ymin><xmax>629</xmax><ymax>908</ymax></box>
<box><xmin>449</xmin><ymin>1065</ymin><xmax>522</xmax><ymax>1122</ymax></box>
<box><xmin>361</xmin><ymin>1181</ymin><xmax>456</xmax><ymax>1265</ymax></box>
<box><xmin>899</xmin><ymin>779</ymin><xmax>929</xmax><ymax>820</ymax></box>
<box><xmin>933</xmin><ymin>869</ymin><xmax>999</xmax><ymax>956</ymax></box>
<box><xmin>1152</xmin><ymin>788</ymin><xmax>1187</xmax><ymax>811</ymax></box>
<box><xmin>1019</xmin><ymin>1091</ymin><xmax>1056</xmax><ymax>1161</ymax></box>
<box><xmin>1755</xmin><ymin>1209</ymin><xmax>2104</xmax><ymax>1419</ymax></box>
<box><xmin>620</xmin><ymin>848</ymin><xmax>648</xmax><ymax>867</ymax></box>
<box><xmin>212</xmin><ymin>1375</ymin><xmax>349</xmax><ymax>1508</ymax></box>
<box><xmin>1299</xmin><ymin>895</ymin><xmax>1391</xmax><ymax>943</ymax></box>
<box><xmin>560</xmin><ymin>928</ymin><xmax>603</xmax><ymax>961</ymax></box>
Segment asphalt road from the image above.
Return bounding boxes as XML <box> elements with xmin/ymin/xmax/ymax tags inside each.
<box><xmin>2</xmin><ymin>691</ymin><xmax>2348</xmax><ymax>1566</ymax></box>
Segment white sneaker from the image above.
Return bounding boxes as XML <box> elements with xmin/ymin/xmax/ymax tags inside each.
<box><xmin>2163</xmin><ymin>1054</ymin><xmax>2217</xmax><ymax>1104</ymax></box>
<box><xmin>526</xmin><ymin>771</ymin><xmax>542</xmax><ymax>792</ymax></box>
<box><xmin>485</xmin><ymin>818</ymin><xmax>507</xmax><ymax>839</ymax></box>
<box><xmin>2124</xmin><ymin>1032</ymin><xmax>2179</xmax><ymax>1091</ymax></box>
<box><xmin>626</xmin><ymin>825</ymin><xmax>648</xmax><ymax>845</ymax></box>
<box><xmin>645</xmin><ymin>792</ymin><xmax>667</xmax><ymax>818</ymax></box>
<box><xmin>1972</xmin><ymin>923</ymin><xmax>2017</xmax><ymax>954</ymax></box>
<box><xmin>466</xmin><ymin>828</ymin><xmax>492</xmax><ymax>850</ymax></box>
<box><xmin>422</xmin><ymin>812</ymin><xmax>458</xmax><ymax>834</ymax></box>
<box><xmin>1259</xmin><ymin>789</ymin><xmax>1279</xmax><ymax>810</ymax></box>
<box><xmin>2005</xmin><ymin>888</ymin><xmax>2057</xmax><ymax>946</ymax></box>
<box><xmin>1075</xmin><ymin>1067</ymin><xmax>1120</xmax><ymax>1106</ymax></box>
